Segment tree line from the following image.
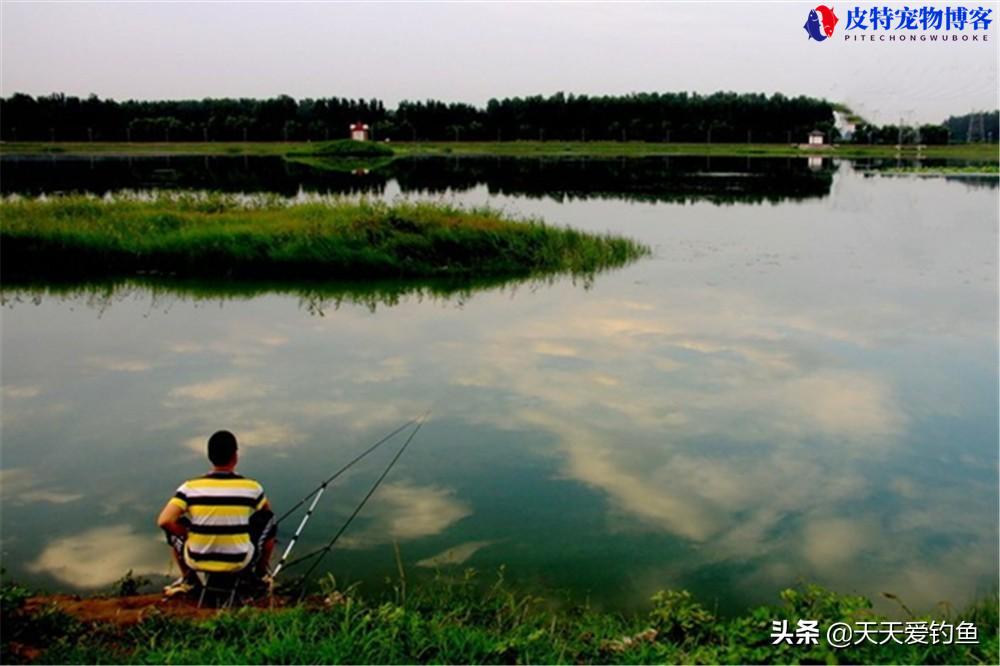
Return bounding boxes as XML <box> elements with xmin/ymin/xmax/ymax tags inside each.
<box><xmin>1</xmin><ymin>91</ymin><xmax>837</xmax><ymax>143</ymax></box>
<box><xmin>3</xmin><ymin>92</ymin><xmax>992</xmax><ymax>144</ymax></box>
<box><xmin>848</xmin><ymin>110</ymin><xmax>998</xmax><ymax>145</ymax></box>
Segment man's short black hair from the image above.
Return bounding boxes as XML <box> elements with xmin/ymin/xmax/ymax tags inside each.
<box><xmin>208</xmin><ymin>430</ymin><xmax>238</xmax><ymax>466</ymax></box>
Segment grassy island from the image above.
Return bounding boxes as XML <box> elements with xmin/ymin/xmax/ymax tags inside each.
<box><xmin>288</xmin><ymin>138</ymin><xmax>394</xmax><ymax>159</ymax></box>
<box><xmin>0</xmin><ymin>195</ymin><xmax>649</xmax><ymax>281</ymax></box>
<box><xmin>1</xmin><ymin>575</ymin><xmax>996</xmax><ymax>665</ymax></box>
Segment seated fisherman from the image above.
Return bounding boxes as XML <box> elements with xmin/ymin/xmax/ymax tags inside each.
<box><xmin>157</xmin><ymin>430</ymin><xmax>277</xmax><ymax>596</ymax></box>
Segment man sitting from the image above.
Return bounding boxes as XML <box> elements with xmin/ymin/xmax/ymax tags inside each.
<box><xmin>157</xmin><ymin>430</ymin><xmax>276</xmax><ymax>597</ymax></box>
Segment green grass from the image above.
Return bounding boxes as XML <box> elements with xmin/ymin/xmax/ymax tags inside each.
<box><xmin>284</xmin><ymin>139</ymin><xmax>395</xmax><ymax>170</ymax></box>
<box><xmin>389</xmin><ymin>141</ymin><xmax>1000</xmax><ymax>162</ymax></box>
<box><xmin>2</xmin><ymin>573</ymin><xmax>996</xmax><ymax>664</ymax></box>
<box><xmin>2</xmin><ymin>140</ymin><xmax>997</xmax><ymax>162</ymax></box>
<box><xmin>289</xmin><ymin>139</ymin><xmax>394</xmax><ymax>158</ymax></box>
<box><xmin>0</xmin><ymin>194</ymin><xmax>649</xmax><ymax>281</ymax></box>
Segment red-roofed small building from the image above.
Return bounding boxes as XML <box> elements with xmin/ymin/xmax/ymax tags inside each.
<box><xmin>350</xmin><ymin>122</ymin><xmax>370</xmax><ymax>141</ymax></box>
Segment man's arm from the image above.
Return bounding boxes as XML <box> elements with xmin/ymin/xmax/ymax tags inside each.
<box><xmin>157</xmin><ymin>501</ymin><xmax>188</xmax><ymax>537</ymax></box>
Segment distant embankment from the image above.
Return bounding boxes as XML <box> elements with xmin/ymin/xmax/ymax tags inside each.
<box><xmin>0</xmin><ymin>195</ymin><xmax>649</xmax><ymax>281</ymax></box>
<box><xmin>1</xmin><ymin>141</ymin><xmax>996</xmax><ymax>162</ymax></box>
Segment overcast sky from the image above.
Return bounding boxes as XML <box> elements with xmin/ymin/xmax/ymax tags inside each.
<box><xmin>2</xmin><ymin>1</ymin><xmax>997</xmax><ymax>124</ymax></box>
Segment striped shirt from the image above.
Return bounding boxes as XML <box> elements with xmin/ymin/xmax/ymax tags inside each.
<box><xmin>168</xmin><ymin>472</ymin><xmax>268</xmax><ymax>573</ymax></box>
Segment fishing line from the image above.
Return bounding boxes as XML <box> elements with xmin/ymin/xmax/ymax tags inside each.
<box><xmin>278</xmin><ymin>410</ymin><xmax>430</xmax><ymax>593</ymax></box>
<box><xmin>269</xmin><ymin>416</ymin><xmax>421</xmax><ymax>581</ymax></box>
<box><xmin>275</xmin><ymin>416</ymin><xmax>419</xmax><ymax>526</ymax></box>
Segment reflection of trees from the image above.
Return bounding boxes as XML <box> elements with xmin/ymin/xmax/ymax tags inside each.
<box><xmin>388</xmin><ymin>156</ymin><xmax>835</xmax><ymax>204</ymax></box>
<box><xmin>0</xmin><ymin>155</ymin><xmax>387</xmax><ymax>197</ymax></box>
<box><xmin>853</xmin><ymin>158</ymin><xmax>999</xmax><ymax>190</ymax></box>
<box><xmin>1</xmin><ymin>155</ymin><xmax>835</xmax><ymax>204</ymax></box>
<box><xmin>0</xmin><ymin>274</ymin><xmax>580</xmax><ymax>316</ymax></box>
<box><xmin>944</xmin><ymin>176</ymin><xmax>999</xmax><ymax>189</ymax></box>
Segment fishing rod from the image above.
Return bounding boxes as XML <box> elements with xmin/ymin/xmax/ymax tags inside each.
<box><xmin>270</xmin><ymin>415</ymin><xmax>421</xmax><ymax>580</ymax></box>
<box><xmin>278</xmin><ymin>410</ymin><xmax>430</xmax><ymax>594</ymax></box>
<box><xmin>275</xmin><ymin>417</ymin><xmax>419</xmax><ymax>526</ymax></box>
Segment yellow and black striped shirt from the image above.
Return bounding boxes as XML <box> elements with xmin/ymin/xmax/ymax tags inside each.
<box><xmin>169</xmin><ymin>472</ymin><xmax>268</xmax><ymax>573</ymax></box>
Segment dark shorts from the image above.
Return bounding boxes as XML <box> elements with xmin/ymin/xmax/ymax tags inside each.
<box><xmin>165</xmin><ymin>510</ymin><xmax>277</xmax><ymax>572</ymax></box>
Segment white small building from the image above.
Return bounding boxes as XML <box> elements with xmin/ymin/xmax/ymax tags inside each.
<box><xmin>808</xmin><ymin>130</ymin><xmax>825</xmax><ymax>146</ymax></box>
<box><xmin>350</xmin><ymin>122</ymin><xmax>370</xmax><ymax>141</ymax></box>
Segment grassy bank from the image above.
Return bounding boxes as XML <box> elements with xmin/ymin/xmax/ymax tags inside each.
<box><xmin>0</xmin><ymin>195</ymin><xmax>649</xmax><ymax>280</ymax></box>
<box><xmin>865</xmin><ymin>164</ymin><xmax>1000</xmax><ymax>176</ymax></box>
<box><xmin>2</xmin><ymin>574</ymin><xmax>996</xmax><ymax>664</ymax></box>
<box><xmin>2</xmin><ymin>140</ymin><xmax>997</xmax><ymax>161</ymax></box>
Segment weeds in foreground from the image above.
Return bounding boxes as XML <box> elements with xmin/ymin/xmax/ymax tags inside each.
<box><xmin>109</xmin><ymin>570</ymin><xmax>153</xmax><ymax>598</ymax></box>
<box><xmin>2</xmin><ymin>569</ymin><xmax>996</xmax><ymax>665</ymax></box>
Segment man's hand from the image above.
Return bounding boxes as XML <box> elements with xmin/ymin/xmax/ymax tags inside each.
<box><xmin>157</xmin><ymin>502</ymin><xmax>188</xmax><ymax>537</ymax></box>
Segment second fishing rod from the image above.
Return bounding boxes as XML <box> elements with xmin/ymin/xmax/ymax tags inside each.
<box><xmin>271</xmin><ymin>410</ymin><xmax>431</xmax><ymax>582</ymax></box>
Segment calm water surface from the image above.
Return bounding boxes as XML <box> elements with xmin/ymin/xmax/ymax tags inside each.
<box><xmin>1</xmin><ymin>157</ymin><xmax>997</xmax><ymax>614</ymax></box>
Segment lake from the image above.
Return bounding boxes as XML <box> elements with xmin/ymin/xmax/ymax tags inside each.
<box><xmin>1</xmin><ymin>155</ymin><xmax>997</xmax><ymax>615</ymax></box>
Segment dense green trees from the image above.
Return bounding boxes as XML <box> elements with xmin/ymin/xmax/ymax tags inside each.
<box><xmin>6</xmin><ymin>91</ymin><xmax>990</xmax><ymax>145</ymax></box>
<box><xmin>0</xmin><ymin>93</ymin><xmax>387</xmax><ymax>142</ymax></box>
<box><xmin>943</xmin><ymin>110</ymin><xmax>999</xmax><ymax>143</ymax></box>
<box><xmin>849</xmin><ymin>122</ymin><xmax>951</xmax><ymax>145</ymax></box>
<box><xmin>849</xmin><ymin>111</ymin><xmax>997</xmax><ymax>145</ymax></box>
<box><xmin>0</xmin><ymin>91</ymin><xmax>835</xmax><ymax>143</ymax></box>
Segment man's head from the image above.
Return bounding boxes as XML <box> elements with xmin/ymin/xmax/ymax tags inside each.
<box><xmin>207</xmin><ymin>430</ymin><xmax>238</xmax><ymax>467</ymax></box>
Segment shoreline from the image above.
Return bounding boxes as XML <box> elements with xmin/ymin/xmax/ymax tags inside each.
<box><xmin>1</xmin><ymin>140</ymin><xmax>997</xmax><ymax>162</ymax></box>
<box><xmin>4</xmin><ymin>581</ymin><xmax>997</xmax><ymax>664</ymax></box>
